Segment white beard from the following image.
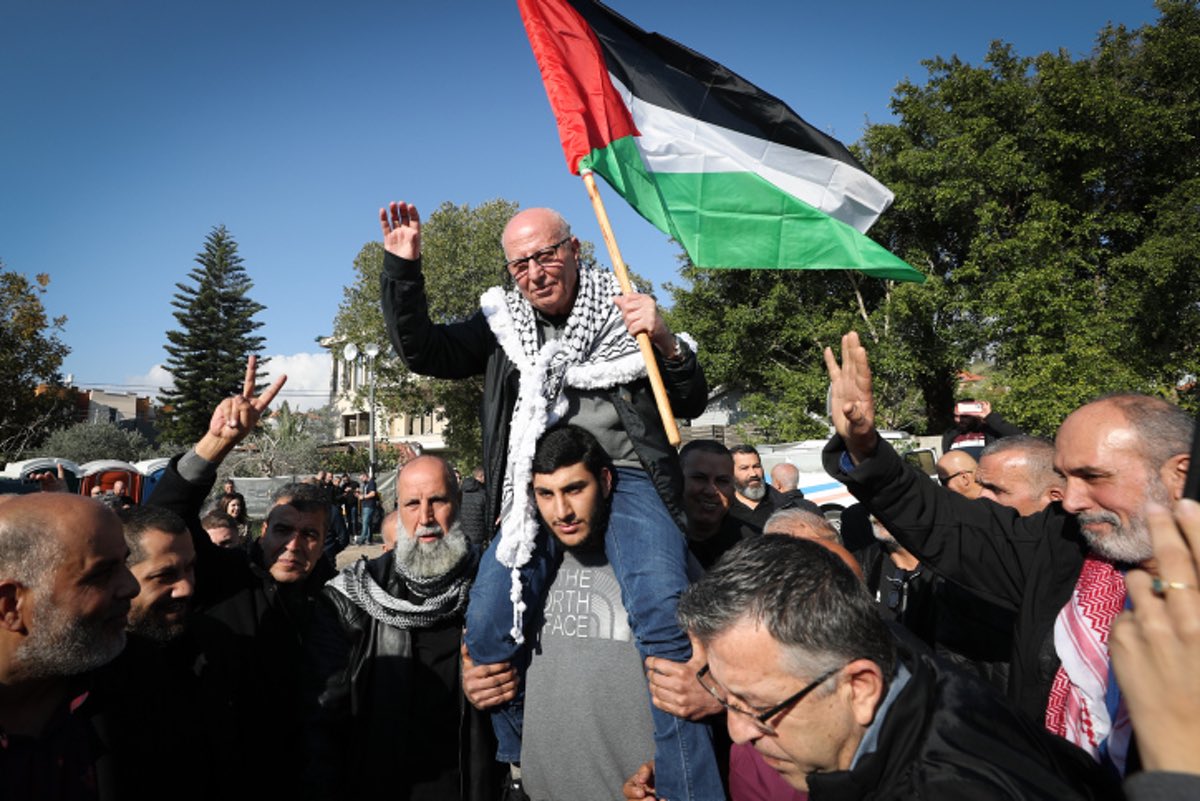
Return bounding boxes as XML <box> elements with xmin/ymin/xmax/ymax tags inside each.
<box><xmin>394</xmin><ymin>520</ymin><xmax>470</xmax><ymax>579</ymax></box>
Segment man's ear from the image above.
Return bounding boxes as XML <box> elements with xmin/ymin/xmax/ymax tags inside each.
<box><xmin>1045</xmin><ymin>486</ymin><xmax>1064</xmax><ymax>504</ymax></box>
<box><xmin>1163</xmin><ymin>453</ymin><xmax>1190</xmax><ymax>503</ymax></box>
<box><xmin>0</xmin><ymin>581</ymin><xmax>30</xmax><ymax>634</ymax></box>
<box><xmin>843</xmin><ymin>658</ymin><xmax>886</xmax><ymax>727</ymax></box>
<box><xmin>601</xmin><ymin>467</ymin><xmax>614</xmax><ymax>499</ymax></box>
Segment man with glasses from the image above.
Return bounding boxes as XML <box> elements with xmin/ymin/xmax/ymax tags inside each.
<box><xmin>662</xmin><ymin>535</ymin><xmax>1103</xmax><ymax>800</ymax></box>
<box><xmin>379</xmin><ymin>202</ymin><xmax>717</xmax><ymax>801</ymax></box>
<box><xmin>936</xmin><ymin>450</ymin><xmax>982</xmax><ymax>499</ymax></box>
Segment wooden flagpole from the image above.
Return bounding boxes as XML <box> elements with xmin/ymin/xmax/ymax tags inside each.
<box><xmin>580</xmin><ymin>169</ymin><xmax>682</xmax><ymax>447</ymax></box>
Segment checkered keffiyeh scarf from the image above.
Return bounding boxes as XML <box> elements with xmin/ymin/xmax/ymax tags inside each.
<box><xmin>480</xmin><ymin>265</ymin><xmax>647</xmax><ymax>643</ymax></box>
<box><xmin>1045</xmin><ymin>554</ymin><xmax>1132</xmax><ymax>774</ymax></box>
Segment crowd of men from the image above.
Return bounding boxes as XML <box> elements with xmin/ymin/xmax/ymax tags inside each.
<box><xmin>2</xmin><ymin>203</ymin><xmax>1199</xmax><ymax>801</ymax></box>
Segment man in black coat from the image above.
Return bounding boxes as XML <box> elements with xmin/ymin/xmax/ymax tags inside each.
<box><xmin>822</xmin><ymin>332</ymin><xmax>1193</xmax><ymax>782</ymax></box>
<box><xmin>304</xmin><ymin>454</ymin><xmax>500</xmax><ymax>801</ymax></box>
<box><xmin>145</xmin><ymin>357</ymin><xmax>339</xmax><ymax>798</ymax></box>
<box><xmin>675</xmin><ymin>535</ymin><xmax>1108</xmax><ymax>801</ymax></box>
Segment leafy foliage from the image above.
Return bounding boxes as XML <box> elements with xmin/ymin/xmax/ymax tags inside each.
<box><xmin>0</xmin><ymin>266</ymin><xmax>74</xmax><ymax>459</ymax></box>
<box><xmin>332</xmin><ymin>200</ymin><xmax>517</xmax><ymax>466</ymax></box>
<box><xmin>36</xmin><ymin>422</ymin><xmax>155</xmax><ymax>463</ymax></box>
<box><xmin>669</xmin><ymin>1</ymin><xmax>1200</xmax><ymax>439</ymax></box>
<box><xmin>159</xmin><ymin>226</ymin><xmax>267</xmax><ymax>444</ymax></box>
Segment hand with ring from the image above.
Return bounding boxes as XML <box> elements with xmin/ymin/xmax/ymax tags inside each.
<box><xmin>1111</xmin><ymin>499</ymin><xmax>1200</xmax><ymax>775</ymax></box>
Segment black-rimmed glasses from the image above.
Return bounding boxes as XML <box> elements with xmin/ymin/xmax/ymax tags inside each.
<box><xmin>939</xmin><ymin>469</ymin><xmax>974</xmax><ymax>486</ymax></box>
<box><xmin>503</xmin><ymin>236</ymin><xmax>571</xmax><ymax>278</ymax></box>
<box><xmin>696</xmin><ymin>662</ymin><xmax>844</xmax><ymax>736</ymax></box>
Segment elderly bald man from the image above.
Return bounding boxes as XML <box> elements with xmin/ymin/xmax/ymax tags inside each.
<box><xmin>380</xmin><ymin>201</ymin><xmax>719</xmax><ymax>801</ymax></box>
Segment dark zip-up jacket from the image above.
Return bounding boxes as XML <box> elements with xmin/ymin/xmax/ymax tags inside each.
<box><xmin>302</xmin><ymin>551</ymin><xmax>501</xmax><ymax>801</ymax></box>
<box><xmin>823</xmin><ymin>435</ymin><xmax>1089</xmax><ymax>728</ymax></box>
<box><xmin>807</xmin><ymin>636</ymin><xmax>1113</xmax><ymax>800</ymax></box>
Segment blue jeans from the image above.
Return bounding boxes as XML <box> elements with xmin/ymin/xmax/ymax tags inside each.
<box><xmin>466</xmin><ymin>467</ymin><xmax>723</xmax><ymax>801</ymax></box>
<box><xmin>359</xmin><ymin>506</ymin><xmax>376</xmax><ymax>545</ymax></box>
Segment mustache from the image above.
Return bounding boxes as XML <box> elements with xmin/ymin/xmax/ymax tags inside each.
<box><xmin>414</xmin><ymin>524</ymin><xmax>444</xmax><ymax>538</ymax></box>
<box><xmin>1077</xmin><ymin>511</ymin><xmax>1121</xmax><ymax>527</ymax></box>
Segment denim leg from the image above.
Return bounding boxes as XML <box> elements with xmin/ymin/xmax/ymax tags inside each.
<box><xmin>466</xmin><ymin>528</ymin><xmax>562</xmax><ymax>763</ymax></box>
<box><xmin>605</xmin><ymin>467</ymin><xmax>725</xmax><ymax>801</ymax></box>
<box><xmin>360</xmin><ymin>507</ymin><xmax>375</xmax><ymax>544</ymax></box>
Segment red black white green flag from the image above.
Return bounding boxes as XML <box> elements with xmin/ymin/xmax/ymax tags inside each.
<box><xmin>516</xmin><ymin>0</ymin><xmax>924</xmax><ymax>282</ymax></box>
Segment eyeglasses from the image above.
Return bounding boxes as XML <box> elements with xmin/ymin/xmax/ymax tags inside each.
<box><xmin>503</xmin><ymin>236</ymin><xmax>571</xmax><ymax>278</ymax></box>
<box><xmin>696</xmin><ymin>662</ymin><xmax>844</xmax><ymax>736</ymax></box>
<box><xmin>939</xmin><ymin>470</ymin><xmax>974</xmax><ymax>486</ymax></box>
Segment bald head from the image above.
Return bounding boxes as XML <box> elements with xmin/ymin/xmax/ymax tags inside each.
<box><xmin>762</xmin><ymin>508</ymin><xmax>863</xmax><ymax>580</ymax></box>
<box><xmin>1054</xmin><ymin>394</ymin><xmax>1193</xmax><ymax>565</ymax></box>
<box><xmin>501</xmin><ymin>207</ymin><xmax>580</xmax><ymax>316</ymax></box>
<box><xmin>770</xmin><ymin>463</ymin><xmax>799</xmax><ymax>492</ymax></box>
<box><xmin>0</xmin><ymin>495</ymin><xmax>138</xmax><ymax>681</ymax></box>
<box><xmin>502</xmin><ymin>207</ymin><xmax>570</xmax><ymax>249</ymax></box>
<box><xmin>0</xmin><ymin>495</ymin><xmax>115</xmax><ymax>587</ymax></box>
<box><xmin>937</xmin><ymin>450</ymin><xmax>980</xmax><ymax>499</ymax></box>
<box><xmin>380</xmin><ymin>510</ymin><xmax>399</xmax><ymax>552</ymax></box>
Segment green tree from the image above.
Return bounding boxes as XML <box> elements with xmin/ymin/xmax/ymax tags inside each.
<box><xmin>159</xmin><ymin>226</ymin><xmax>267</xmax><ymax>444</ymax></box>
<box><xmin>332</xmin><ymin>200</ymin><xmax>517</xmax><ymax>466</ymax></box>
<box><xmin>36</xmin><ymin>422</ymin><xmax>153</xmax><ymax>463</ymax></box>
<box><xmin>669</xmin><ymin>0</ymin><xmax>1200</xmax><ymax>439</ymax></box>
<box><xmin>0</xmin><ymin>266</ymin><xmax>74</xmax><ymax>459</ymax></box>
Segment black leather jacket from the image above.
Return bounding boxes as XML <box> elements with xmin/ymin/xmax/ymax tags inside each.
<box><xmin>302</xmin><ymin>551</ymin><xmax>501</xmax><ymax>801</ymax></box>
<box><xmin>382</xmin><ymin>251</ymin><xmax>708</xmax><ymax>535</ymax></box>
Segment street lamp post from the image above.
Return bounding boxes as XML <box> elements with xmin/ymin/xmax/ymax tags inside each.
<box><xmin>342</xmin><ymin>342</ymin><xmax>381</xmax><ymax>477</ymax></box>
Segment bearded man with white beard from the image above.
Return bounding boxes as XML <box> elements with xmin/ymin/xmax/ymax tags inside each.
<box><xmin>303</xmin><ymin>455</ymin><xmax>502</xmax><ymax>801</ymax></box>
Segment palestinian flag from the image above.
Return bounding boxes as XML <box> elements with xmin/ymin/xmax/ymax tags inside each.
<box><xmin>516</xmin><ymin>0</ymin><xmax>923</xmax><ymax>282</ymax></box>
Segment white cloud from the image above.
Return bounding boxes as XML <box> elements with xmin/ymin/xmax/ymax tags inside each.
<box><xmin>120</xmin><ymin>352</ymin><xmax>332</xmax><ymax>412</ymax></box>
<box><xmin>263</xmin><ymin>352</ymin><xmax>332</xmax><ymax>411</ymax></box>
<box><xmin>120</xmin><ymin>364</ymin><xmax>175</xmax><ymax>397</ymax></box>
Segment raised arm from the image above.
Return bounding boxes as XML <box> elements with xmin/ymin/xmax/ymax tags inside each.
<box><xmin>149</xmin><ymin>356</ymin><xmax>286</xmax><ymax>544</ymax></box>
<box><xmin>378</xmin><ymin>199</ymin><xmax>493</xmax><ymax>379</ymax></box>
<box><xmin>823</xmin><ymin>331</ymin><xmax>880</xmax><ymax>464</ymax></box>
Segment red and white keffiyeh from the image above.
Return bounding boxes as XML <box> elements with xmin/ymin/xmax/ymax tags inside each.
<box><xmin>1045</xmin><ymin>555</ymin><xmax>1131</xmax><ymax>772</ymax></box>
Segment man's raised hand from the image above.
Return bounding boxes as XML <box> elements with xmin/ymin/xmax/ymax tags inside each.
<box><xmin>197</xmin><ymin>355</ymin><xmax>287</xmax><ymax>463</ymax></box>
<box><xmin>380</xmin><ymin>201</ymin><xmax>421</xmax><ymax>261</ymax></box>
<box><xmin>823</xmin><ymin>331</ymin><xmax>879</xmax><ymax>463</ymax></box>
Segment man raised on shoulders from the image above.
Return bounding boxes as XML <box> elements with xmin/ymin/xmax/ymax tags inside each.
<box><xmin>379</xmin><ymin>201</ymin><xmax>719</xmax><ymax>800</ymax></box>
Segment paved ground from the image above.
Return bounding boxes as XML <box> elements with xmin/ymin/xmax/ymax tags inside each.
<box><xmin>334</xmin><ymin>541</ymin><xmax>384</xmax><ymax>570</ymax></box>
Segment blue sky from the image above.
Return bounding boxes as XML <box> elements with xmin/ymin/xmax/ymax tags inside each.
<box><xmin>1</xmin><ymin>0</ymin><xmax>1155</xmax><ymax>409</ymax></box>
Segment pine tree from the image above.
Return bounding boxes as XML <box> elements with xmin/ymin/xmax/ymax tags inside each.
<box><xmin>159</xmin><ymin>226</ymin><xmax>266</xmax><ymax>444</ymax></box>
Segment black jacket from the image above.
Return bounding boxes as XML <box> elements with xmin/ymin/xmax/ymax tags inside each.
<box><xmin>823</xmin><ymin>436</ymin><xmax>1088</xmax><ymax>728</ymax></box>
<box><xmin>148</xmin><ymin>456</ymin><xmax>336</xmax><ymax>798</ymax></box>
<box><xmin>382</xmin><ymin>251</ymin><xmax>708</xmax><ymax>535</ymax></box>
<box><xmin>807</xmin><ymin>637</ymin><xmax>1111</xmax><ymax>801</ymax></box>
<box><xmin>303</xmin><ymin>551</ymin><xmax>501</xmax><ymax>801</ymax></box>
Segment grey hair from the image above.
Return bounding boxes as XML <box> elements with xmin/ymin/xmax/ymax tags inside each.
<box><xmin>1094</xmin><ymin>393</ymin><xmax>1194</xmax><ymax>470</ymax></box>
<box><xmin>0</xmin><ymin>512</ymin><xmax>62</xmax><ymax>589</ymax></box>
<box><xmin>763</xmin><ymin>507</ymin><xmax>842</xmax><ymax>545</ymax></box>
<box><xmin>979</xmin><ymin>435</ymin><xmax>1061</xmax><ymax>492</ymax></box>
<box><xmin>679</xmin><ymin>535</ymin><xmax>895</xmax><ymax>681</ymax></box>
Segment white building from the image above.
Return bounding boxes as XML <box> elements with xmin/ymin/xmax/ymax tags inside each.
<box><xmin>322</xmin><ymin>337</ymin><xmax>448</xmax><ymax>455</ymax></box>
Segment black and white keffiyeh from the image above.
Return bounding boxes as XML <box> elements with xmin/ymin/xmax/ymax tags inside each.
<box><xmin>327</xmin><ymin>550</ymin><xmax>474</xmax><ymax>630</ymax></box>
<box><xmin>480</xmin><ymin>264</ymin><xmax>648</xmax><ymax>643</ymax></box>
